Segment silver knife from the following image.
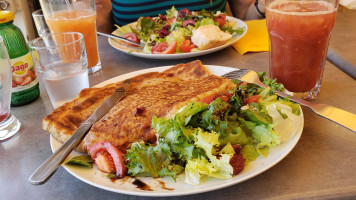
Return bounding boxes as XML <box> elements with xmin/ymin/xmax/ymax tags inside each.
<box><xmin>29</xmin><ymin>79</ymin><xmax>131</xmax><ymax>185</ymax></box>
<box><xmin>276</xmin><ymin>91</ymin><xmax>356</xmax><ymax>133</ymax></box>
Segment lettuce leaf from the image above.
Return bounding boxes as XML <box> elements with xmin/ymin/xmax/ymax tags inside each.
<box><xmin>240</xmin><ymin>144</ymin><xmax>260</xmax><ymax>163</ymax></box>
<box><xmin>238</xmin><ymin>117</ymin><xmax>279</xmax><ymax>158</ymax></box>
<box><xmin>195</xmin><ymin>18</ymin><xmax>216</xmax><ymax>29</ymax></box>
<box><xmin>152</xmin><ymin>116</ymin><xmax>205</xmax><ymax>161</ymax></box>
<box><xmin>125</xmin><ymin>141</ymin><xmax>184</xmax><ymax>180</ymax></box>
<box><xmin>252</xmin><ymin>125</ymin><xmax>280</xmax><ymax>149</ymax></box>
<box><xmin>185</xmin><ymin>128</ymin><xmax>233</xmax><ymax>185</ymax></box>
<box><xmin>174</xmin><ymin>102</ymin><xmax>208</xmax><ymax>126</ymax></box>
<box><xmin>166</xmin><ymin>6</ymin><xmax>178</xmax><ymax>18</ymax></box>
<box><xmin>139</xmin><ymin>17</ymin><xmax>155</xmax><ymax>33</ymax></box>
<box><xmin>265</xmin><ymin>103</ymin><xmax>302</xmax><ymax>143</ymax></box>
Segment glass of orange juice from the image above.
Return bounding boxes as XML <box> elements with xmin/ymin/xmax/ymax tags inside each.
<box><xmin>39</xmin><ymin>0</ymin><xmax>101</xmax><ymax>74</ymax></box>
<box><xmin>266</xmin><ymin>0</ymin><xmax>338</xmax><ymax>100</ymax></box>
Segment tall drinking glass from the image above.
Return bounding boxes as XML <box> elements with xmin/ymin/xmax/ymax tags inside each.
<box><xmin>29</xmin><ymin>32</ymin><xmax>89</xmax><ymax>109</ymax></box>
<box><xmin>39</xmin><ymin>0</ymin><xmax>101</xmax><ymax>74</ymax></box>
<box><xmin>0</xmin><ymin>36</ymin><xmax>21</xmax><ymax>142</ymax></box>
<box><xmin>32</xmin><ymin>9</ymin><xmax>50</xmax><ymax>37</ymax></box>
<box><xmin>266</xmin><ymin>0</ymin><xmax>338</xmax><ymax>100</ymax></box>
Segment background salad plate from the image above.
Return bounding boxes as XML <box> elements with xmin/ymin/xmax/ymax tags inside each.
<box><xmin>50</xmin><ymin>65</ymin><xmax>304</xmax><ymax>197</ymax></box>
<box><xmin>108</xmin><ymin>17</ymin><xmax>247</xmax><ymax>59</ymax></box>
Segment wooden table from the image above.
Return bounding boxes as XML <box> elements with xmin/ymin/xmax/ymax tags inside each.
<box><xmin>1</xmin><ymin>7</ymin><xmax>356</xmax><ymax>200</ymax></box>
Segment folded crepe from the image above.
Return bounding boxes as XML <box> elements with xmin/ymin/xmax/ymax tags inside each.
<box><xmin>43</xmin><ymin>60</ymin><xmax>236</xmax><ymax>153</ymax></box>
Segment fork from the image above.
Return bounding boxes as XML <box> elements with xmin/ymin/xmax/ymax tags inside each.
<box><xmin>97</xmin><ymin>32</ymin><xmax>144</xmax><ymax>47</ymax></box>
<box><xmin>222</xmin><ymin>69</ymin><xmax>356</xmax><ymax>133</ymax></box>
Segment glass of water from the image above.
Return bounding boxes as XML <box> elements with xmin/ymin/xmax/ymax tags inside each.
<box><xmin>0</xmin><ymin>36</ymin><xmax>21</xmax><ymax>142</ymax></box>
<box><xmin>32</xmin><ymin>9</ymin><xmax>50</xmax><ymax>37</ymax></box>
<box><xmin>29</xmin><ymin>32</ymin><xmax>89</xmax><ymax>109</ymax></box>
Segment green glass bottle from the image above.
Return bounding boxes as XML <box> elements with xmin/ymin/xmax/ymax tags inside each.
<box><xmin>0</xmin><ymin>11</ymin><xmax>39</xmax><ymax>106</ymax></box>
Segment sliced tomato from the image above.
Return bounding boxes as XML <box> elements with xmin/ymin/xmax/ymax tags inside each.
<box><xmin>163</xmin><ymin>40</ymin><xmax>177</xmax><ymax>54</ymax></box>
<box><xmin>239</xmin><ymin>82</ymin><xmax>247</xmax><ymax>86</ymax></box>
<box><xmin>244</xmin><ymin>95</ymin><xmax>260</xmax><ymax>104</ymax></box>
<box><xmin>151</xmin><ymin>42</ymin><xmax>168</xmax><ymax>54</ymax></box>
<box><xmin>123</xmin><ymin>32</ymin><xmax>140</xmax><ymax>46</ymax></box>
<box><xmin>200</xmin><ymin>92</ymin><xmax>232</xmax><ymax>104</ymax></box>
<box><xmin>213</xmin><ymin>14</ymin><xmax>226</xmax><ymax>27</ymax></box>
<box><xmin>180</xmin><ymin>39</ymin><xmax>196</xmax><ymax>52</ymax></box>
<box><xmin>219</xmin><ymin>92</ymin><xmax>232</xmax><ymax>102</ymax></box>
<box><xmin>167</xmin><ymin>17</ymin><xmax>176</xmax><ymax>25</ymax></box>
<box><xmin>151</xmin><ymin>40</ymin><xmax>177</xmax><ymax>54</ymax></box>
<box><xmin>88</xmin><ymin>141</ymin><xmax>127</xmax><ymax>178</ymax></box>
<box><xmin>145</xmin><ymin>16</ymin><xmax>155</xmax><ymax>22</ymax></box>
<box><xmin>230</xmin><ymin>153</ymin><xmax>245</xmax><ymax>175</ymax></box>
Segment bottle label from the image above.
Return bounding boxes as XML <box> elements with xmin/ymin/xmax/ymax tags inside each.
<box><xmin>10</xmin><ymin>52</ymin><xmax>38</xmax><ymax>93</ymax></box>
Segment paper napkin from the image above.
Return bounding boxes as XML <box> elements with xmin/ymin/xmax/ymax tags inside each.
<box><xmin>340</xmin><ymin>0</ymin><xmax>356</xmax><ymax>9</ymax></box>
<box><xmin>232</xmin><ymin>19</ymin><xmax>269</xmax><ymax>55</ymax></box>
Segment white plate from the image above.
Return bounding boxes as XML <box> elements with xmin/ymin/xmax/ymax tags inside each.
<box><xmin>108</xmin><ymin>16</ymin><xmax>247</xmax><ymax>59</ymax></box>
<box><xmin>51</xmin><ymin>65</ymin><xmax>304</xmax><ymax>197</ymax></box>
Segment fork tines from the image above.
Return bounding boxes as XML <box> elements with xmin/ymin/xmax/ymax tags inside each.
<box><xmin>221</xmin><ymin>69</ymin><xmax>249</xmax><ymax>79</ymax></box>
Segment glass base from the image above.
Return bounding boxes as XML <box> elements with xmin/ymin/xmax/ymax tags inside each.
<box><xmin>291</xmin><ymin>84</ymin><xmax>321</xmax><ymax>100</ymax></box>
<box><xmin>88</xmin><ymin>61</ymin><xmax>102</xmax><ymax>74</ymax></box>
<box><xmin>0</xmin><ymin>114</ymin><xmax>21</xmax><ymax>141</ymax></box>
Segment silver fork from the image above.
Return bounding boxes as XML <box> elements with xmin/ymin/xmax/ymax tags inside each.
<box><xmin>222</xmin><ymin>69</ymin><xmax>356</xmax><ymax>133</ymax></box>
<box><xmin>97</xmin><ymin>32</ymin><xmax>144</xmax><ymax>47</ymax></box>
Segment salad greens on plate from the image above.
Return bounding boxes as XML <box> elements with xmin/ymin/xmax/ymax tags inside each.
<box><xmin>113</xmin><ymin>7</ymin><xmax>245</xmax><ymax>54</ymax></box>
<box><xmin>123</xmin><ymin>75</ymin><xmax>302</xmax><ymax>185</ymax></box>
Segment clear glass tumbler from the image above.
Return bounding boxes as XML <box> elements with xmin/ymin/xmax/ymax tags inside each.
<box><xmin>39</xmin><ymin>0</ymin><xmax>101</xmax><ymax>74</ymax></box>
<box><xmin>29</xmin><ymin>32</ymin><xmax>90</xmax><ymax>109</ymax></box>
<box><xmin>32</xmin><ymin>9</ymin><xmax>50</xmax><ymax>37</ymax></box>
<box><xmin>0</xmin><ymin>36</ymin><xmax>21</xmax><ymax>141</ymax></box>
<box><xmin>266</xmin><ymin>0</ymin><xmax>339</xmax><ymax>100</ymax></box>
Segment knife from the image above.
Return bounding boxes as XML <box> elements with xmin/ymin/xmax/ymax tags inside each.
<box><xmin>29</xmin><ymin>79</ymin><xmax>131</xmax><ymax>185</ymax></box>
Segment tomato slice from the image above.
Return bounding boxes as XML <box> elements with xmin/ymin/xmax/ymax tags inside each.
<box><xmin>167</xmin><ymin>17</ymin><xmax>176</xmax><ymax>25</ymax></box>
<box><xmin>88</xmin><ymin>141</ymin><xmax>127</xmax><ymax>178</ymax></box>
<box><xmin>179</xmin><ymin>39</ymin><xmax>196</xmax><ymax>53</ymax></box>
<box><xmin>244</xmin><ymin>95</ymin><xmax>260</xmax><ymax>104</ymax></box>
<box><xmin>163</xmin><ymin>40</ymin><xmax>177</xmax><ymax>54</ymax></box>
<box><xmin>145</xmin><ymin>16</ymin><xmax>155</xmax><ymax>22</ymax></box>
<box><xmin>213</xmin><ymin>14</ymin><xmax>226</xmax><ymax>27</ymax></box>
<box><xmin>151</xmin><ymin>40</ymin><xmax>177</xmax><ymax>54</ymax></box>
<box><xmin>200</xmin><ymin>92</ymin><xmax>232</xmax><ymax>104</ymax></box>
<box><xmin>151</xmin><ymin>42</ymin><xmax>168</xmax><ymax>54</ymax></box>
<box><xmin>123</xmin><ymin>32</ymin><xmax>140</xmax><ymax>46</ymax></box>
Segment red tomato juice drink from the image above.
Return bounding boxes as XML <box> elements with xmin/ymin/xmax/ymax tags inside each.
<box><xmin>266</xmin><ymin>0</ymin><xmax>338</xmax><ymax>100</ymax></box>
<box><xmin>46</xmin><ymin>10</ymin><xmax>101</xmax><ymax>74</ymax></box>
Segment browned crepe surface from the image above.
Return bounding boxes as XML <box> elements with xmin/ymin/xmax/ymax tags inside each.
<box><xmin>42</xmin><ymin>60</ymin><xmax>236</xmax><ymax>153</ymax></box>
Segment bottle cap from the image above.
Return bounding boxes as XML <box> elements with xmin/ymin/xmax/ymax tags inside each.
<box><xmin>0</xmin><ymin>11</ymin><xmax>15</xmax><ymax>24</ymax></box>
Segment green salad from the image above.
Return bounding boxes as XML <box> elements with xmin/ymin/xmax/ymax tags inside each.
<box><xmin>124</xmin><ymin>75</ymin><xmax>302</xmax><ymax>185</ymax></box>
<box><xmin>114</xmin><ymin>7</ymin><xmax>245</xmax><ymax>54</ymax></box>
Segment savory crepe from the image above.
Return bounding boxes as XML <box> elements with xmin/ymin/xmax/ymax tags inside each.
<box><xmin>43</xmin><ymin>60</ymin><xmax>236</xmax><ymax>153</ymax></box>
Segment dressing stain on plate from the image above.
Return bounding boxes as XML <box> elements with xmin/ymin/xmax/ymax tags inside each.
<box><xmin>132</xmin><ymin>178</ymin><xmax>153</xmax><ymax>191</ymax></box>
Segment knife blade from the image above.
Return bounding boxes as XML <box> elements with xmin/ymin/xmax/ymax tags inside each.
<box><xmin>29</xmin><ymin>79</ymin><xmax>131</xmax><ymax>185</ymax></box>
